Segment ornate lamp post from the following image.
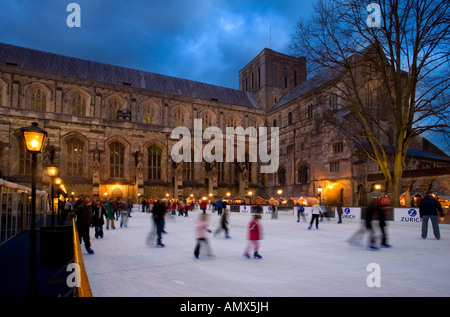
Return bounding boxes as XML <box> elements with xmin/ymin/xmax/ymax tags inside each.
<box><xmin>46</xmin><ymin>165</ymin><xmax>58</xmax><ymax>226</ymax></box>
<box><xmin>20</xmin><ymin>122</ymin><xmax>47</xmax><ymax>297</ymax></box>
<box><xmin>318</xmin><ymin>186</ymin><xmax>323</xmax><ymax>205</ymax></box>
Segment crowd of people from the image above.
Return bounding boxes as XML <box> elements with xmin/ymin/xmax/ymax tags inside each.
<box><xmin>65</xmin><ymin>191</ymin><xmax>445</xmax><ymax>258</ymax></box>
<box><xmin>60</xmin><ymin>196</ymin><xmax>135</xmax><ymax>255</ymax></box>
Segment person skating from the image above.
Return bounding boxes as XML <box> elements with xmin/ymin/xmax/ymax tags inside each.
<box><xmin>364</xmin><ymin>199</ymin><xmax>391</xmax><ymax>250</ymax></box>
<box><xmin>74</xmin><ymin>197</ymin><xmax>94</xmax><ymax>254</ymax></box>
<box><xmin>152</xmin><ymin>200</ymin><xmax>167</xmax><ymax>247</ymax></box>
<box><xmin>214</xmin><ymin>208</ymin><xmax>230</xmax><ymax>238</ymax></box>
<box><xmin>419</xmin><ymin>191</ymin><xmax>445</xmax><ymax>240</ymax></box>
<box><xmin>92</xmin><ymin>200</ymin><xmax>106</xmax><ymax>238</ymax></box>
<box><xmin>308</xmin><ymin>203</ymin><xmax>321</xmax><ymax>229</ymax></box>
<box><xmin>194</xmin><ymin>213</ymin><xmax>214</xmax><ymax>259</ymax></box>
<box><xmin>243</xmin><ymin>214</ymin><xmax>262</xmax><ymax>259</ymax></box>
<box><xmin>105</xmin><ymin>198</ymin><xmax>116</xmax><ymax>230</ymax></box>
<box><xmin>336</xmin><ymin>199</ymin><xmax>343</xmax><ymax>224</ymax></box>
<box><xmin>297</xmin><ymin>204</ymin><xmax>307</xmax><ymax>222</ymax></box>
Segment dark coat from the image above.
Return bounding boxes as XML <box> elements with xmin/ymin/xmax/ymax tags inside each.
<box><xmin>92</xmin><ymin>204</ymin><xmax>106</xmax><ymax>226</ymax></box>
<box><xmin>75</xmin><ymin>201</ymin><xmax>92</xmax><ymax>228</ymax></box>
<box><xmin>152</xmin><ymin>202</ymin><xmax>166</xmax><ymax>221</ymax></box>
<box><xmin>419</xmin><ymin>195</ymin><xmax>443</xmax><ymax>217</ymax></box>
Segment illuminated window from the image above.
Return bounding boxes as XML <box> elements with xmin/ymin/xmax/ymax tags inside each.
<box><xmin>148</xmin><ymin>145</ymin><xmax>162</xmax><ymax>180</ymax></box>
<box><xmin>173</xmin><ymin>109</ymin><xmax>185</xmax><ymax>127</ymax></box>
<box><xmin>110</xmin><ymin>142</ymin><xmax>125</xmax><ymax>178</ymax></box>
<box><xmin>143</xmin><ymin>106</ymin><xmax>156</xmax><ymax>124</ymax></box>
<box><xmin>67</xmin><ymin>138</ymin><xmax>84</xmax><ymax>176</ymax></box>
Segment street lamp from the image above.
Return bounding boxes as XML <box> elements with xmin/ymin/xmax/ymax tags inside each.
<box><xmin>46</xmin><ymin>165</ymin><xmax>58</xmax><ymax>226</ymax></box>
<box><xmin>20</xmin><ymin>122</ymin><xmax>47</xmax><ymax>298</ymax></box>
<box><xmin>317</xmin><ymin>186</ymin><xmax>323</xmax><ymax>205</ymax></box>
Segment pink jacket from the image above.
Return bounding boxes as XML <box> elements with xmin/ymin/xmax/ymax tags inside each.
<box><xmin>195</xmin><ymin>219</ymin><xmax>210</xmax><ymax>238</ymax></box>
<box><xmin>247</xmin><ymin>220</ymin><xmax>261</xmax><ymax>240</ymax></box>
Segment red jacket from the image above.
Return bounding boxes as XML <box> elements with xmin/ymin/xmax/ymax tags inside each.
<box><xmin>247</xmin><ymin>220</ymin><xmax>261</xmax><ymax>240</ymax></box>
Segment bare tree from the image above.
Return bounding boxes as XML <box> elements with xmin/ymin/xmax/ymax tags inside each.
<box><xmin>291</xmin><ymin>0</ymin><xmax>450</xmax><ymax>206</ymax></box>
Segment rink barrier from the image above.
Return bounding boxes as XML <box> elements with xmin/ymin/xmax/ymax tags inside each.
<box><xmin>72</xmin><ymin>217</ymin><xmax>92</xmax><ymax>297</ymax></box>
<box><xmin>227</xmin><ymin>205</ymin><xmax>449</xmax><ymax>223</ymax></box>
<box><xmin>0</xmin><ymin>178</ymin><xmax>48</xmax><ymax>245</ymax></box>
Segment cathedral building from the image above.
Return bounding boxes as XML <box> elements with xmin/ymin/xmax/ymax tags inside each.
<box><xmin>0</xmin><ymin>43</ymin><xmax>449</xmax><ymax>206</ymax></box>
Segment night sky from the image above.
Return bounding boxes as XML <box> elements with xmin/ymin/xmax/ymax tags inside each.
<box><xmin>0</xmin><ymin>0</ymin><xmax>314</xmax><ymax>89</ymax></box>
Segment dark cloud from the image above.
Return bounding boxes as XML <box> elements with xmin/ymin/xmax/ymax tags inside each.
<box><xmin>0</xmin><ymin>0</ymin><xmax>313</xmax><ymax>88</ymax></box>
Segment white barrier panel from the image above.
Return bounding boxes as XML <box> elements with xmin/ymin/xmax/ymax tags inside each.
<box><xmin>262</xmin><ymin>206</ymin><xmax>273</xmax><ymax>214</ymax></box>
<box><xmin>394</xmin><ymin>208</ymin><xmax>422</xmax><ymax>223</ymax></box>
<box><xmin>335</xmin><ymin>207</ymin><xmax>361</xmax><ymax>220</ymax></box>
<box><xmin>278</xmin><ymin>208</ymin><xmax>295</xmax><ymax>216</ymax></box>
<box><xmin>240</xmin><ymin>205</ymin><xmax>251</xmax><ymax>214</ymax></box>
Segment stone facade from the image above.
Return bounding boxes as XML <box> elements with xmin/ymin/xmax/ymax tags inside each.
<box><xmin>0</xmin><ymin>43</ymin><xmax>449</xmax><ymax>205</ymax></box>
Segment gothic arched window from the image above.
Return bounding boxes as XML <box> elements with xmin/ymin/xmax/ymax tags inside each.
<box><xmin>298</xmin><ymin>165</ymin><xmax>308</xmax><ymax>185</ymax></box>
<box><xmin>72</xmin><ymin>94</ymin><xmax>86</xmax><ymax>116</ymax></box>
<box><xmin>66</xmin><ymin>138</ymin><xmax>84</xmax><ymax>177</ymax></box>
<box><xmin>143</xmin><ymin>106</ymin><xmax>156</xmax><ymax>124</ymax></box>
<box><xmin>110</xmin><ymin>142</ymin><xmax>125</xmax><ymax>178</ymax></box>
<box><xmin>108</xmin><ymin>99</ymin><xmax>121</xmax><ymax>119</ymax></box>
<box><xmin>202</xmin><ymin>112</ymin><xmax>213</xmax><ymax>130</ymax></box>
<box><xmin>148</xmin><ymin>145</ymin><xmax>162</xmax><ymax>180</ymax></box>
<box><xmin>31</xmin><ymin>89</ymin><xmax>46</xmax><ymax>111</ymax></box>
<box><xmin>173</xmin><ymin>109</ymin><xmax>185</xmax><ymax>127</ymax></box>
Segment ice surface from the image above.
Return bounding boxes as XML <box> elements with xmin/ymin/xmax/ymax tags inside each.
<box><xmin>83</xmin><ymin>209</ymin><xmax>450</xmax><ymax>297</ymax></box>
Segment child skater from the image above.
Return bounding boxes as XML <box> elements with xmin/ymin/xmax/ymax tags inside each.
<box><xmin>194</xmin><ymin>213</ymin><xmax>214</xmax><ymax>259</ymax></box>
<box><xmin>243</xmin><ymin>214</ymin><xmax>262</xmax><ymax>259</ymax></box>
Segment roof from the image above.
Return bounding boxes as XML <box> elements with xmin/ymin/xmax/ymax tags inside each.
<box><xmin>354</xmin><ymin>140</ymin><xmax>450</xmax><ymax>162</ymax></box>
<box><xmin>0</xmin><ymin>42</ymin><xmax>261</xmax><ymax>110</ymax></box>
<box><xmin>270</xmin><ymin>69</ymin><xmax>335</xmax><ymax>111</ymax></box>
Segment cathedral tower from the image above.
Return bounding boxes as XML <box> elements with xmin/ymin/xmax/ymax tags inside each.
<box><xmin>239</xmin><ymin>48</ymin><xmax>306</xmax><ymax>112</ymax></box>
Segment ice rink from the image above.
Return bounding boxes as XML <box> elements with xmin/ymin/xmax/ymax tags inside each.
<box><xmin>83</xmin><ymin>209</ymin><xmax>450</xmax><ymax>297</ymax></box>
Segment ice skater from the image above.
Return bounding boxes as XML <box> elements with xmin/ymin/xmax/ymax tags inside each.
<box><xmin>149</xmin><ymin>200</ymin><xmax>166</xmax><ymax>247</ymax></box>
<box><xmin>214</xmin><ymin>208</ymin><xmax>230</xmax><ymax>238</ymax></box>
<box><xmin>297</xmin><ymin>205</ymin><xmax>307</xmax><ymax>222</ymax></box>
<box><xmin>194</xmin><ymin>213</ymin><xmax>214</xmax><ymax>259</ymax></box>
<box><xmin>419</xmin><ymin>191</ymin><xmax>445</xmax><ymax>240</ymax></box>
<box><xmin>119</xmin><ymin>199</ymin><xmax>129</xmax><ymax>228</ymax></box>
<box><xmin>92</xmin><ymin>199</ymin><xmax>106</xmax><ymax>238</ymax></box>
<box><xmin>320</xmin><ymin>204</ymin><xmax>330</xmax><ymax>222</ymax></box>
<box><xmin>336</xmin><ymin>199</ymin><xmax>343</xmax><ymax>224</ymax></box>
<box><xmin>105</xmin><ymin>198</ymin><xmax>116</xmax><ymax>229</ymax></box>
<box><xmin>308</xmin><ymin>203</ymin><xmax>321</xmax><ymax>229</ymax></box>
<box><xmin>243</xmin><ymin>214</ymin><xmax>262</xmax><ymax>259</ymax></box>
<box><xmin>348</xmin><ymin>200</ymin><xmax>390</xmax><ymax>250</ymax></box>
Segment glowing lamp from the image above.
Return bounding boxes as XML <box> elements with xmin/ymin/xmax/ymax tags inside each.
<box><xmin>20</xmin><ymin>122</ymin><xmax>47</xmax><ymax>154</ymax></box>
